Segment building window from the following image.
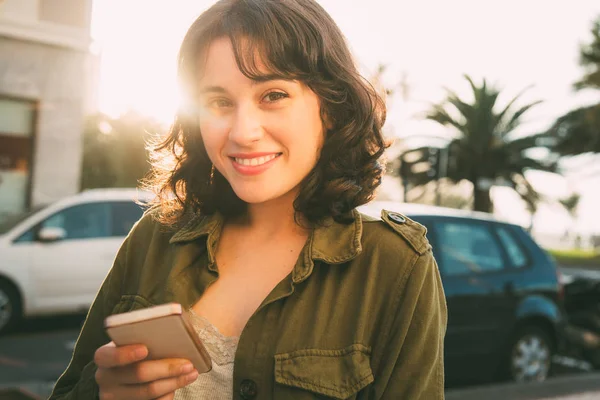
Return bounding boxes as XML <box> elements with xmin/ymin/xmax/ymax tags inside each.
<box><xmin>0</xmin><ymin>97</ymin><xmax>36</xmax><ymax>221</ymax></box>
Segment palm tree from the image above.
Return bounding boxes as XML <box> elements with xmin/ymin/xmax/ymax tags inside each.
<box><xmin>403</xmin><ymin>75</ymin><xmax>557</xmax><ymax>213</ymax></box>
<box><xmin>574</xmin><ymin>17</ymin><xmax>600</xmax><ymax>91</ymax></box>
<box><xmin>559</xmin><ymin>192</ymin><xmax>581</xmax><ymax>240</ymax></box>
<box><xmin>548</xmin><ymin>105</ymin><xmax>600</xmax><ymax>155</ymax></box>
<box><xmin>551</xmin><ymin>16</ymin><xmax>600</xmax><ymax>155</ymax></box>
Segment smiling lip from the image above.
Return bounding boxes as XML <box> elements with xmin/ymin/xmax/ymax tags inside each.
<box><xmin>229</xmin><ymin>152</ymin><xmax>282</xmax><ymax>176</ymax></box>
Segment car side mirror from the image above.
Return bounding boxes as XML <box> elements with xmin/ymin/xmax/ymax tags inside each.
<box><xmin>38</xmin><ymin>227</ymin><xmax>66</xmax><ymax>242</ymax></box>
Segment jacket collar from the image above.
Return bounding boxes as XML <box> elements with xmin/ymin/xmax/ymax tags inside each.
<box><xmin>169</xmin><ymin>209</ymin><xmax>363</xmax><ymax>282</ymax></box>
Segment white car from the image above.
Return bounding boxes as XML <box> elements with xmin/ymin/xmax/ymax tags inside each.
<box><xmin>0</xmin><ymin>188</ymin><xmax>152</xmax><ymax>334</ymax></box>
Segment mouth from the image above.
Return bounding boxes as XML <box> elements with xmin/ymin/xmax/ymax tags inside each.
<box><xmin>230</xmin><ymin>153</ymin><xmax>282</xmax><ymax>167</ymax></box>
<box><xmin>229</xmin><ymin>153</ymin><xmax>283</xmax><ymax>175</ymax></box>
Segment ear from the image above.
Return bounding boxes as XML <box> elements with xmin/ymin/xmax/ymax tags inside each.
<box><xmin>321</xmin><ymin>109</ymin><xmax>334</xmax><ymax>132</ymax></box>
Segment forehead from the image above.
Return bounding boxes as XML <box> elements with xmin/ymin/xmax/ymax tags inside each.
<box><xmin>199</xmin><ymin>37</ymin><xmax>269</xmax><ymax>83</ymax></box>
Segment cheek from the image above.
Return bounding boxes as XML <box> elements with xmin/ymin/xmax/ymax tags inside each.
<box><xmin>199</xmin><ymin>117</ymin><xmax>230</xmax><ymax>155</ymax></box>
<box><xmin>277</xmin><ymin>103</ymin><xmax>324</xmax><ymax>148</ymax></box>
<box><xmin>200</xmin><ymin>114</ymin><xmax>231</xmax><ymax>135</ymax></box>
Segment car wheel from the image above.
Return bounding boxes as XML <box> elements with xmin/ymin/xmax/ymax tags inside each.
<box><xmin>508</xmin><ymin>326</ymin><xmax>554</xmax><ymax>383</ymax></box>
<box><xmin>0</xmin><ymin>281</ymin><xmax>21</xmax><ymax>335</ymax></box>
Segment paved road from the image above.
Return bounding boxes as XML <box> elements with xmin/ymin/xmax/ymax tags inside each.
<box><xmin>0</xmin><ymin>314</ymin><xmax>85</xmax><ymax>389</ymax></box>
<box><xmin>446</xmin><ymin>372</ymin><xmax>600</xmax><ymax>400</ymax></box>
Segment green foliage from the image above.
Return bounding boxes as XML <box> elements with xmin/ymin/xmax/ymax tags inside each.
<box><xmin>551</xmin><ymin>16</ymin><xmax>600</xmax><ymax>155</ymax></box>
<box><xmin>574</xmin><ymin>17</ymin><xmax>600</xmax><ymax>91</ymax></box>
<box><xmin>400</xmin><ymin>75</ymin><xmax>557</xmax><ymax>213</ymax></box>
<box><xmin>80</xmin><ymin>112</ymin><xmax>166</xmax><ymax>190</ymax></box>
<box><xmin>547</xmin><ymin>248</ymin><xmax>600</xmax><ymax>266</ymax></box>
<box><xmin>559</xmin><ymin>193</ymin><xmax>581</xmax><ymax>217</ymax></box>
<box><xmin>549</xmin><ymin>105</ymin><xmax>600</xmax><ymax>155</ymax></box>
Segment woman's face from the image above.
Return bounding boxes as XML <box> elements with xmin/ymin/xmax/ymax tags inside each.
<box><xmin>197</xmin><ymin>38</ymin><xmax>325</xmax><ymax>205</ymax></box>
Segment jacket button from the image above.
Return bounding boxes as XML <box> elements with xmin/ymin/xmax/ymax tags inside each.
<box><xmin>239</xmin><ymin>379</ymin><xmax>258</xmax><ymax>399</ymax></box>
<box><xmin>388</xmin><ymin>212</ymin><xmax>406</xmax><ymax>224</ymax></box>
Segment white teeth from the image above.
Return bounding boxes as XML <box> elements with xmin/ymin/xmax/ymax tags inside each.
<box><xmin>234</xmin><ymin>154</ymin><xmax>278</xmax><ymax>167</ymax></box>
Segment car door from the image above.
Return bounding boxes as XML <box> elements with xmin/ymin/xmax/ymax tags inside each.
<box><xmin>28</xmin><ymin>202</ymin><xmax>115</xmax><ymax>313</ymax></box>
<box><xmin>423</xmin><ymin>217</ymin><xmax>518</xmax><ymax>380</ymax></box>
<box><xmin>28</xmin><ymin>200</ymin><xmax>147</xmax><ymax>314</ymax></box>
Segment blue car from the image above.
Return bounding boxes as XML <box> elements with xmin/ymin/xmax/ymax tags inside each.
<box><xmin>360</xmin><ymin>201</ymin><xmax>567</xmax><ymax>384</ymax></box>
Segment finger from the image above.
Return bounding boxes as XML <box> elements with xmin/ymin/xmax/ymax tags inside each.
<box><xmin>121</xmin><ymin>371</ymin><xmax>199</xmax><ymax>400</ymax></box>
<box><xmin>116</xmin><ymin>359</ymin><xmax>195</xmax><ymax>384</ymax></box>
<box><xmin>94</xmin><ymin>342</ymin><xmax>148</xmax><ymax>369</ymax></box>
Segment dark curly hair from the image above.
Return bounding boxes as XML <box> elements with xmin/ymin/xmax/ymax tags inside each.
<box><xmin>145</xmin><ymin>0</ymin><xmax>389</xmax><ymax>227</ymax></box>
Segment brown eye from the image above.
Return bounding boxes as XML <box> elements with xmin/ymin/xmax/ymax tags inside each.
<box><xmin>208</xmin><ymin>98</ymin><xmax>233</xmax><ymax>108</ymax></box>
<box><xmin>263</xmin><ymin>91</ymin><xmax>288</xmax><ymax>103</ymax></box>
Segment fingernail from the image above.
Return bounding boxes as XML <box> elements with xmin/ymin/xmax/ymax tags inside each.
<box><xmin>186</xmin><ymin>370</ymin><xmax>199</xmax><ymax>382</ymax></box>
<box><xmin>180</xmin><ymin>363</ymin><xmax>194</xmax><ymax>374</ymax></box>
<box><xmin>135</xmin><ymin>347</ymin><xmax>148</xmax><ymax>359</ymax></box>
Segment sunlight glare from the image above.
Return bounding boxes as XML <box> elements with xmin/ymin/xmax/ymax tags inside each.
<box><xmin>91</xmin><ymin>0</ymin><xmax>212</xmax><ymax>123</ymax></box>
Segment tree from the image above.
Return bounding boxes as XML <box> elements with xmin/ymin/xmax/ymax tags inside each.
<box><xmin>403</xmin><ymin>75</ymin><xmax>557</xmax><ymax>213</ymax></box>
<box><xmin>80</xmin><ymin>112</ymin><xmax>165</xmax><ymax>190</ymax></box>
<box><xmin>548</xmin><ymin>105</ymin><xmax>600</xmax><ymax>155</ymax></box>
<box><xmin>560</xmin><ymin>192</ymin><xmax>581</xmax><ymax>236</ymax></box>
<box><xmin>407</xmin><ymin>179</ymin><xmax>473</xmax><ymax>210</ymax></box>
<box><xmin>560</xmin><ymin>192</ymin><xmax>580</xmax><ymax>219</ymax></box>
<box><xmin>551</xmin><ymin>16</ymin><xmax>600</xmax><ymax>155</ymax></box>
<box><xmin>574</xmin><ymin>17</ymin><xmax>600</xmax><ymax>92</ymax></box>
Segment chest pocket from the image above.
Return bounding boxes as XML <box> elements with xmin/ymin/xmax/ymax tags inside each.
<box><xmin>274</xmin><ymin>344</ymin><xmax>374</xmax><ymax>399</ymax></box>
<box><xmin>111</xmin><ymin>294</ymin><xmax>155</xmax><ymax>314</ymax></box>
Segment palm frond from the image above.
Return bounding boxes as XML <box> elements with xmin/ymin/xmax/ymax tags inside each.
<box><xmin>416</xmin><ymin>76</ymin><xmax>559</xmax><ymax>212</ymax></box>
<box><xmin>503</xmin><ymin>132</ymin><xmax>552</xmax><ymax>152</ymax></box>
<box><xmin>548</xmin><ymin>105</ymin><xmax>600</xmax><ymax>155</ymax></box>
<box><xmin>424</xmin><ymin>104</ymin><xmax>465</xmax><ymax>133</ymax></box>
<box><xmin>509</xmin><ymin>157</ymin><xmax>558</xmax><ymax>173</ymax></box>
<box><xmin>500</xmin><ymin>101</ymin><xmax>543</xmax><ymax>135</ymax></box>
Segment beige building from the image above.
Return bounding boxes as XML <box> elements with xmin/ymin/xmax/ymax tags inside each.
<box><xmin>0</xmin><ymin>0</ymin><xmax>94</xmax><ymax>221</ymax></box>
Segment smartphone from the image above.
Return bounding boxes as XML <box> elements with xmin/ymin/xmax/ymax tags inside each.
<box><xmin>104</xmin><ymin>302</ymin><xmax>212</xmax><ymax>373</ymax></box>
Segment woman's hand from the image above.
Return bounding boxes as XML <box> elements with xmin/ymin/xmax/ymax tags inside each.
<box><xmin>94</xmin><ymin>342</ymin><xmax>199</xmax><ymax>400</ymax></box>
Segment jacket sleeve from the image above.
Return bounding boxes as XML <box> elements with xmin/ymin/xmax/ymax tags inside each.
<box><xmin>49</xmin><ymin>238</ymin><xmax>129</xmax><ymax>399</ymax></box>
<box><xmin>374</xmin><ymin>250</ymin><xmax>448</xmax><ymax>399</ymax></box>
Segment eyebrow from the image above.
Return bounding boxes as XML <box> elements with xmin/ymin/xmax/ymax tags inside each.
<box><xmin>199</xmin><ymin>77</ymin><xmax>296</xmax><ymax>95</ymax></box>
<box><xmin>199</xmin><ymin>85</ymin><xmax>228</xmax><ymax>95</ymax></box>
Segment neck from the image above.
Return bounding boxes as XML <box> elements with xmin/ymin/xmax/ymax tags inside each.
<box><xmin>231</xmin><ymin>190</ymin><xmax>308</xmax><ymax>238</ymax></box>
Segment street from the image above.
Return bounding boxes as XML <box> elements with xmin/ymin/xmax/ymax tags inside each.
<box><xmin>0</xmin><ymin>313</ymin><xmax>85</xmax><ymax>396</ymax></box>
<box><xmin>446</xmin><ymin>373</ymin><xmax>600</xmax><ymax>400</ymax></box>
<box><xmin>1</xmin><ymin>313</ymin><xmax>600</xmax><ymax>400</ymax></box>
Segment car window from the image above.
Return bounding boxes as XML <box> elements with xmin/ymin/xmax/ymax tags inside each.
<box><xmin>496</xmin><ymin>226</ymin><xmax>528</xmax><ymax>268</ymax></box>
<box><xmin>111</xmin><ymin>201</ymin><xmax>145</xmax><ymax>237</ymax></box>
<box><xmin>437</xmin><ymin>221</ymin><xmax>504</xmax><ymax>276</ymax></box>
<box><xmin>41</xmin><ymin>203</ymin><xmax>111</xmax><ymax>240</ymax></box>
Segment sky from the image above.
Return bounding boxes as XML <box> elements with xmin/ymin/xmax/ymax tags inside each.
<box><xmin>90</xmin><ymin>0</ymin><xmax>600</xmax><ymax>239</ymax></box>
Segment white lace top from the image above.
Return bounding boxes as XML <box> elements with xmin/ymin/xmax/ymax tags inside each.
<box><xmin>173</xmin><ymin>309</ymin><xmax>239</xmax><ymax>400</ymax></box>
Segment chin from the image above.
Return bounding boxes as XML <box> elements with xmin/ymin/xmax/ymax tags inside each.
<box><xmin>230</xmin><ymin>182</ymin><xmax>295</xmax><ymax>205</ymax></box>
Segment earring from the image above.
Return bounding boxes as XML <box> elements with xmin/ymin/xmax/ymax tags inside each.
<box><xmin>209</xmin><ymin>164</ymin><xmax>215</xmax><ymax>186</ymax></box>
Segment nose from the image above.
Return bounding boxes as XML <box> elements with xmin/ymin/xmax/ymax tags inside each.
<box><xmin>229</xmin><ymin>103</ymin><xmax>263</xmax><ymax>146</ymax></box>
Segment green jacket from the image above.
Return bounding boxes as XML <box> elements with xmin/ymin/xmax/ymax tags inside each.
<box><xmin>50</xmin><ymin>208</ymin><xmax>447</xmax><ymax>400</ymax></box>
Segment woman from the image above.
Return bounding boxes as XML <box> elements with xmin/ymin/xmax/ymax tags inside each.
<box><xmin>50</xmin><ymin>0</ymin><xmax>447</xmax><ymax>399</ymax></box>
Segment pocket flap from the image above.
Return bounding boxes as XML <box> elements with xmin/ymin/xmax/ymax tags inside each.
<box><xmin>274</xmin><ymin>343</ymin><xmax>374</xmax><ymax>399</ymax></box>
<box><xmin>111</xmin><ymin>295</ymin><xmax>154</xmax><ymax>314</ymax></box>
